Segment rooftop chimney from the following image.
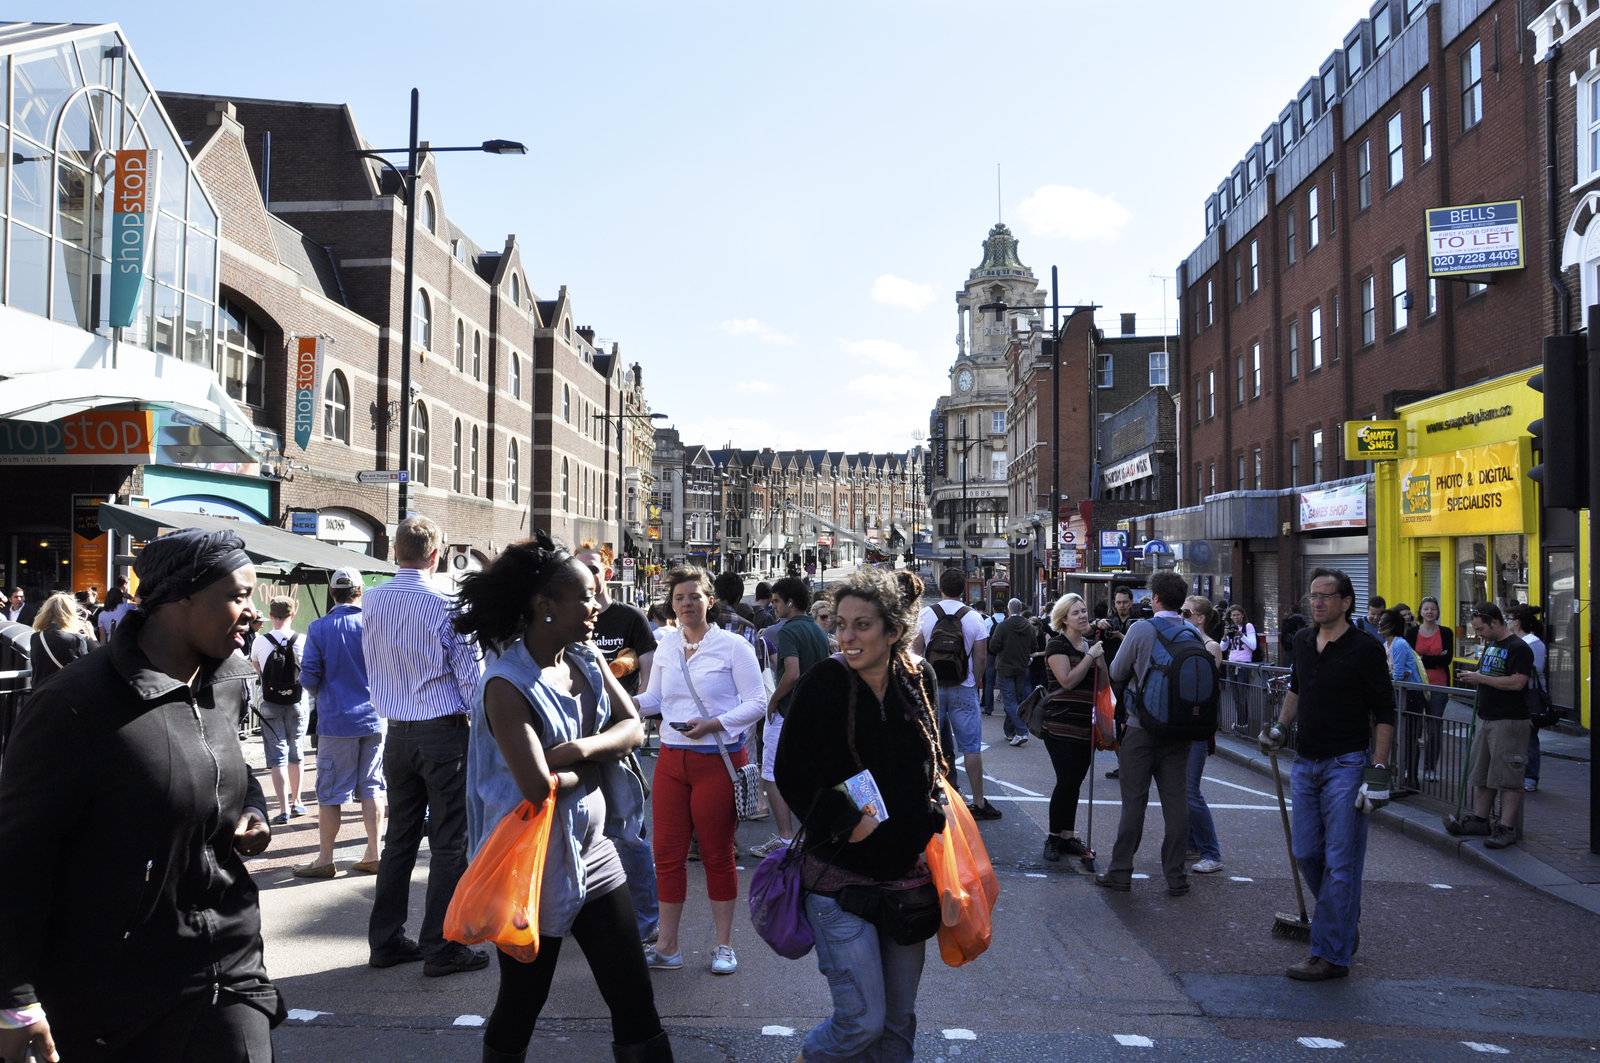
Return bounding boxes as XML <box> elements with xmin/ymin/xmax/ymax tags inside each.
<box><xmin>1120</xmin><ymin>313</ymin><xmax>1136</xmax><ymax>336</ymax></box>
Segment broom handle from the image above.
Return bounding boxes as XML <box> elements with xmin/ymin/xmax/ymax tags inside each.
<box><xmin>1270</xmin><ymin>750</ymin><xmax>1309</xmax><ymax>923</ymax></box>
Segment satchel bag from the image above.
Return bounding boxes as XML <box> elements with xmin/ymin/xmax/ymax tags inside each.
<box><xmin>678</xmin><ymin>643</ymin><xmax>763</xmax><ymax>820</ymax></box>
<box><xmin>748</xmin><ymin>834</ymin><xmax>814</xmax><ymax>958</ymax></box>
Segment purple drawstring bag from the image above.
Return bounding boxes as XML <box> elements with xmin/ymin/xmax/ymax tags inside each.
<box><xmin>748</xmin><ymin>842</ymin><xmax>813</xmax><ymax>959</ymax></box>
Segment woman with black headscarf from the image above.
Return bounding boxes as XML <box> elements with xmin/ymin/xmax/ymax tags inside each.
<box><xmin>0</xmin><ymin>528</ymin><xmax>282</xmax><ymax>1063</ymax></box>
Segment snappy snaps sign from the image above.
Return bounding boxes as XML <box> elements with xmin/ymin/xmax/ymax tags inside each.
<box><xmin>1396</xmin><ymin>441</ymin><xmax>1524</xmax><ymax>537</ymax></box>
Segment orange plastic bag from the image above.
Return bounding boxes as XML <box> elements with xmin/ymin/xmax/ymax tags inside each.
<box><xmin>925</xmin><ymin>775</ymin><xmax>1000</xmax><ymax>967</ymax></box>
<box><xmin>1093</xmin><ymin>681</ymin><xmax>1119</xmax><ymax>751</ymax></box>
<box><xmin>443</xmin><ymin>796</ymin><xmax>554</xmax><ymax>963</ymax></box>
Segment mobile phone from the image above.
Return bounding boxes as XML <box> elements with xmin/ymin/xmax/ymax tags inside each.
<box><xmin>669</xmin><ymin>721</ymin><xmax>694</xmax><ymax>732</ymax></box>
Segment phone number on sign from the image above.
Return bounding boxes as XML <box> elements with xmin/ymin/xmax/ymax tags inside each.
<box><xmin>1432</xmin><ymin>248</ymin><xmax>1520</xmax><ymax>269</ymax></box>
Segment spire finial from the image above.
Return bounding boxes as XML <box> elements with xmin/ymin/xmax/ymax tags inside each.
<box><xmin>996</xmin><ymin>163</ymin><xmax>1002</xmax><ymax>223</ymax></box>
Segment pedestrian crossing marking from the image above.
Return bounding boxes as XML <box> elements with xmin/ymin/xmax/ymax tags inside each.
<box><xmin>1461</xmin><ymin>1043</ymin><xmax>1509</xmax><ymax>1054</ymax></box>
<box><xmin>762</xmin><ymin>1025</ymin><xmax>795</xmax><ymax>1037</ymax></box>
<box><xmin>1131</xmin><ymin>873</ymin><xmax>1151</xmax><ymax>880</ymax></box>
<box><xmin>1230</xmin><ymin>876</ymin><xmax>1254</xmax><ymax>882</ymax></box>
<box><xmin>1297</xmin><ymin>1036</ymin><xmax>1344</xmax><ymax>1048</ymax></box>
<box><xmin>453</xmin><ymin>1015</ymin><xmax>485</xmax><ymax>1027</ymax></box>
<box><xmin>942</xmin><ymin>1028</ymin><xmax>977</xmax><ymax>1040</ymax></box>
<box><xmin>1113</xmin><ymin>1033</ymin><xmax>1155</xmax><ymax>1047</ymax></box>
<box><xmin>1429</xmin><ymin>883</ymin><xmax>1453</xmax><ymax>890</ymax></box>
<box><xmin>286</xmin><ymin>1009</ymin><xmax>325</xmax><ymax>1022</ymax></box>
<box><xmin>1024</xmin><ymin>872</ymin><xmax>1047</xmax><ymax>878</ymax></box>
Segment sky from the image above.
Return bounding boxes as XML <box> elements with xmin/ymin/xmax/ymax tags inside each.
<box><xmin>47</xmin><ymin>0</ymin><xmax>1375</xmax><ymax>453</ymax></box>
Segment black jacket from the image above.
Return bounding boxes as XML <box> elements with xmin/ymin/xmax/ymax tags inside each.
<box><xmin>775</xmin><ymin>657</ymin><xmax>945</xmax><ymax>882</ymax></box>
<box><xmin>28</xmin><ymin>627</ymin><xmax>96</xmax><ymax>686</ymax></box>
<box><xmin>0</xmin><ymin>611</ymin><xmax>276</xmax><ymax>1049</ymax></box>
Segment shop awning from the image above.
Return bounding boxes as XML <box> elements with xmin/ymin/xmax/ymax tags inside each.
<box><xmin>98</xmin><ymin>503</ymin><xmax>396</xmax><ymax>583</ymax></box>
<box><xmin>0</xmin><ymin>367</ymin><xmax>262</xmax><ymax>464</ymax></box>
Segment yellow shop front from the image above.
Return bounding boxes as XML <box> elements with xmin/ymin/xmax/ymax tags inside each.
<box><xmin>1371</xmin><ymin>369</ymin><xmax>1590</xmax><ymax>727</ymax></box>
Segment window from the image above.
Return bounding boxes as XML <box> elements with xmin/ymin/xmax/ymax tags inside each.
<box><xmin>1282</xmin><ymin>113</ymin><xmax>1296</xmax><ymax>148</ymax></box>
<box><xmin>562</xmin><ymin>458</ymin><xmax>571</xmax><ymax>511</ymax></box>
<box><xmin>1237</xmin><ymin>454</ymin><xmax>1247</xmax><ymax>490</ymax></box>
<box><xmin>1290</xmin><ymin>438</ymin><xmax>1301</xmax><ymax>486</ymax></box>
<box><xmin>1310</xmin><ymin>306</ymin><xmax>1324</xmax><ymax>369</ymax></box>
<box><xmin>991</xmin><ymin>411</ymin><xmax>1006</xmax><ymax>433</ymax></box>
<box><xmin>1097</xmin><ymin>352</ymin><xmax>1114</xmax><ymax>388</ymax></box>
<box><xmin>1387</xmin><ymin>112</ymin><xmax>1404</xmax><ymax>187</ymax></box>
<box><xmin>1300</xmin><ymin>94</ymin><xmax>1315</xmax><ymax>130</ymax></box>
<box><xmin>1194</xmin><ymin>463</ymin><xmax>1204</xmax><ymax>500</ymax></box>
<box><xmin>323</xmin><ymin>369</ymin><xmax>350</xmax><ymax>442</ymax></box>
<box><xmin>1348</xmin><ymin>36</ymin><xmax>1364</xmax><ymax>81</ymax></box>
<box><xmin>1206</xmin><ymin>200</ymin><xmax>1218</xmax><ymax>231</ymax></box>
<box><xmin>1206</xmin><ymin>279</ymin><xmax>1214</xmax><ymax>325</ymax></box>
<box><xmin>1232</xmin><ymin>171</ymin><xmax>1243</xmax><ymax>203</ymax></box>
<box><xmin>1233</xmin><ymin>255</ymin><xmax>1242</xmax><ymax>303</ymax></box>
<box><xmin>1462</xmin><ymin>41</ymin><xmax>1483</xmax><ymax>130</ymax></box>
<box><xmin>1360</xmin><ymin>275</ymin><xmax>1376</xmax><ymax>345</ymax></box>
<box><xmin>1374</xmin><ymin>5</ymin><xmax>1392</xmax><ymax>54</ymax></box>
<box><xmin>1249</xmin><ymin>239</ymin><xmax>1260</xmax><ymax>292</ymax></box>
<box><xmin>1247</xmin><ymin>154</ymin><xmax>1259</xmax><ymax>187</ymax></box>
<box><xmin>1391</xmin><ymin>256</ymin><xmax>1409</xmax><ymax>332</ymax></box>
<box><xmin>510</xmin><ymin>352</ymin><xmax>522</xmax><ymax>399</ymax></box>
<box><xmin>470</xmin><ymin>425</ymin><xmax>480</xmax><ymax>495</ymax></box>
<box><xmin>454</xmin><ymin>319</ymin><xmax>465</xmax><ymax>371</ymax></box>
<box><xmin>1583</xmin><ymin>75</ymin><xmax>1600</xmax><ymax>184</ymax></box>
<box><xmin>563</xmin><ymin>384</ymin><xmax>572</xmax><ymax>422</ymax></box>
<box><xmin>1322</xmin><ymin>67</ymin><xmax>1338</xmax><ymax>107</ymax></box>
<box><xmin>1427</xmin><ymin>277</ymin><xmax>1438</xmax><ymax>317</ymax></box>
<box><xmin>1192</xmin><ymin>377</ymin><xmax>1203</xmax><ymax>423</ymax></box>
<box><xmin>1312</xmin><ymin>428</ymin><xmax>1325</xmax><ymax>482</ymax></box>
<box><xmin>990</xmin><ymin>452</ymin><xmax>1006</xmax><ymax>481</ymax></box>
<box><xmin>472</xmin><ymin>330</ymin><xmax>482</xmax><ymax>379</ymax></box>
<box><xmin>219</xmin><ymin>299</ymin><xmax>265</xmax><ymax>408</ymax></box>
<box><xmin>1265</xmin><ymin>135</ymin><xmax>1277</xmax><ymax>168</ymax></box>
<box><xmin>1206</xmin><ymin>368</ymin><xmax>1216</xmax><ymax>418</ymax></box>
<box><xmin>1288</xmin><ymin>320</ymin><xmax>1300</xmax><ymax>378</ymax></box>
<box><xmin>452</xmin><ymin>420</ymin><xmax>462</xmax><ymax>492</ymax></box>
<box><xmin>508</xmin><ymin>440</ymin><xmax>520</xmax><ymax>503</ymax></box>
<box><xmin>1209</xmin><ymin>462</ymin><xmax>1217</xmax><ymax>496</ymax></box>
<box><xmin>419</xmin><ymin>189</ymin><xmax>437</xmax><ymax>234</ymax></box>
<box><xmin>510</xmin><ymin>273</ymin><xmax>521</xmax><ymax>307</ymax></box>
<box><xmin>414</xmin><ymin>288</ymin><xmax>432</xmax><ymax>351</ymax></box>
<box><xmin>409</xmin><ymin>402</ymin><xmax>430</xmax><ymax>486</ymax></box>
<box><xmin>1308</xmin><ymin>187</ymin><xmax>1320</xmax><ymax>248</ymax></box>
<box><xmin>1149</xmin><ymin>350</ymin><xmax>1169</xmax><ymax>387</ymax></box>
<box><xmin>1286</xmin><ymin>207</ymin><xmax>1298</xmax><ymax>264</ymax></box>
<box><xmin>1235</xmin><ymin>355</ymin><xmax>1245</xmax><ymax>405</ymax></box>
<box><xmin>1251</xmin><ymin>343</ymin><xmax>1262</xmax><ymax>397</ymax></box>
<box><xmin>1421</xmin><ymin>85</ymin><xmax>1434</xmax><ymax>162</ymax></box>
<box><xmin>1468</xmin><ymin>279</ymin><xmax>1488</xmax><ymax>298</ymax></box>
<box><xmin>1358</xmin><ymin>140</ymin><xmax>1372</xmax><ymax>209</ymax></box>
<box><xmin>1253</xmin><ymin>448</ymin><xmax>1263</xmax><ymax>489</ymax></box>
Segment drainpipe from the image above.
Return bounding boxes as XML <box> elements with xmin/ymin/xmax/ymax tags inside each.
<box><xmin>1547</xmin><ymin>41</ymin><xmax>1572</xmax><ymax>335</ymax></box>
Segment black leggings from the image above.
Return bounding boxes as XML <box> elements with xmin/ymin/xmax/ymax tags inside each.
<box><xmin>1042</xmin><ymin>733</ymin><xmax>1093</xmax><ymax>834</ymax></box>
<box><xmin>484</xmin><ymin>884</ymin><xmax>663</xmax><ymax>1054</ymax></box>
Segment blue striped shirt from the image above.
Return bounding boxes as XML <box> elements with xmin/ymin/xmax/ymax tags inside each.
<box><xmin>360</xmin><ymin>567</ymin><xmax>481</xmax><ymax>721</ymax></box>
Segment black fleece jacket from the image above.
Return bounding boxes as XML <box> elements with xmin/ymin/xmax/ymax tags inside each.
<box><xmin>775</xmin><ymin>656</ymin><xmax>945</xmax><ymax>882</ymax></box>
<box><xmin>0</xmin><ymin>611</ymin><xmax>275</xmax><ymax>1048</ymax></box>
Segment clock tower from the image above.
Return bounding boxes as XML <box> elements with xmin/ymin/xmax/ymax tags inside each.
<box><xmin>926</xmin><ymin>222</ymin><xmax>1045</xmax><ymax>582</ymax></box>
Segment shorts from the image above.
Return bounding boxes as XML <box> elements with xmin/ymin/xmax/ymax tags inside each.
<box><xmin>1469</xmin><ymin>716</ymin><xmax>1531</xmax><ymax>792</ymax></box>
<box><xmin>316</xmin><ymin>733</ymin><xmax>386</xmax><ymax>805</ymax></box>
<box><xmin>258</xmin><ymin>700</ymin><xmax>306</xmax><ymax>767</ymax></box>
<box><xmin>761</xmin><ymin>712</ymin><xmax>784</xmax><ymax>783</ymax></box>
<box><xmin>937</xmin><ymin>683</ymin><xmax>983</xmax><ymax>755</ymax></box>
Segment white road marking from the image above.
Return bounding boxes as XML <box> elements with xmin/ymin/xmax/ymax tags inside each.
<box><xmin>286</xmin><ymin>1009</ymin><xmax>324</xmax><ymax>1022</ymax></box>
<box><xmin>1201</xmin><ymin>774</ymin><xmax>1283</xmax><ymax>801</ymax></box>
<box><xmin>1024</xmin><ymin>872</ymin><xmax>1047</xmax><ymax>878</ymax></box>
<box><xmin>1230</xmin><ymin>876</ymin><xmax>1255</xmax><ymax>882</ymax></box>
<box><xmin>1131</xmin><ymin>873</ymin><xmax>1151</xmax><ymax>880</ymax></box>
<box><xmin>1461</xmin><ymin>1043</ymin><xmax>1510</xmax><ymax>1054</ymax></box>
<box><xmin>762</xmin><ymin>1025</ymin><xmax>795</xmax><ymax>1037</ymax></box>
<box><xmin>943</xmin><ymin>1028</ymin><xmax>977</xmax><ymax>1040</ymax></box>
<box><xmin>1429</xmin><ymin>883</ymin><xmax>1453</xmax><ymax>890</ymax></box>
<box><xmin>1297</xmin><ymin>1036</ymin><xmax>1344</xmax><ymax>1048</ymax></box>
<box><xmin>983</xmin><ymin>773</ymin><xmax>1044</xmax><ymax>797</ymax></box>
<box><xmin>453</xmin><ymin>1015</ymin><xmax>485</xmax><ymax>1027</ymax></box>
<box><xmin>979</xmin><ymin>795</ymin><xmax>1282</xmax><ymax>810</ymax></box>
<box><xmin>1113</xmin><ymin>1033</ymin><xmax>1155</xmax><ymax>1047</ymax></box>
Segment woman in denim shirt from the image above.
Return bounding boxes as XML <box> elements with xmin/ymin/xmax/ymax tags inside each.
<box><xmin>454</xmin><ymin>533</ymin><xmax>671</xmax><ymax>1063</ymax></box>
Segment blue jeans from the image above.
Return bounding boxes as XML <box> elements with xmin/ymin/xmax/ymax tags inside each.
<box><xmin>802</xmin><ymin>893</ymin><xmax>926</xmax><ymax>1062</ymax></box>
<box><xmin>981</xmin><ymin>655</ymin><xmax>997</xmax><ymax>714</ymax></box>
<box><xmin>1290</xmin><ymin>751</ymin><xmax>1370</xmax><ymax>967</ymax></box>
<box><xmin>1526</xmin><ymin>726</ymin><xmax>1541</xmax><ymax>783</ymax></box>
<box><xmin>997</xmin><ymin>672</ymin><xmax>1031</xmax><ymax>740</ymax></box>
<box><xmin>1186</xmin><ymin>741</ymin><xmax>1221</xmax><ymax>861</ymax></box>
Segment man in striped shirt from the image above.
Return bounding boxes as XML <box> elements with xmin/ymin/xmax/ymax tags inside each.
<box><xmin>362</xmin><ymin>516</ymin><xmax>487</xmax><ymax>977</ymax></box>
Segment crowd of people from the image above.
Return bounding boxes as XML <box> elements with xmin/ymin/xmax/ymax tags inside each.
<box><xmin>0</xmin><ymin>518</ymin><xmax>1561</xmax><ymax>1061</ymax></box>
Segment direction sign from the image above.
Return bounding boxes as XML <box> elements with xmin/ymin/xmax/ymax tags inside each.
<box><xmin>356</xmin><ymin>469</ymin><xmax>409</xmax><ymax>485</ymax></box>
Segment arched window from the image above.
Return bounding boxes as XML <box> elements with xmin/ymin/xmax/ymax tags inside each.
<box><xmin>561</xmin><ymin>458</ymin><xmax>571</xmax><ymax>511</ymax></box>
<box><xmin>470</xmin><ymin>425</ymin><xmax>480</xmax><ymax>496</ymax></box>
<box><xmin>414</xmin><ymin>288</ymin><xmax>432</xmax><ymax>351</ymax></box>
<box><xmin>562</xmin><ymin>384</ymin><xmax>571</xmax><ymax>423</ymax></box>
<box><xmin>409</xmin><ymin>401</ymin><xmax>430</xmax><ymax>485</ymax></box>
<box><xmin>322</xmin><ymin>369</ymin><xmax>350</xmax><ymax>443</ymax></box>
<box><xmin>451</xmin><ymin>419</ymin><xmax>462</xmax><ymax>492</ymax></box>
<box><xmin>510</xmin><ymin>273</ymin><xmax>521</xmax><ymax>306</ymax></box>
<box><xmin>419</xmin><ymin>189</ymin><xmax>437</xmax><ymax>234</ymax></box>
<box><xmin>510</xmin><ymin>352</ymin><xmax>521</xmax><ymax>399</ymax></box>
<box><xmin>508</xmin><ymin>440</ymin><xmax>520</xmax><ymax>503</ymax></box>
<box><xmin>473</xmin><ymin>330</ymin><xmax>482</xmax><ymax>379</ymax></box>
<box><xmin>454</xmin><ymin>319</ymin><xmax>465</xmax><ymax>371</ymax></box>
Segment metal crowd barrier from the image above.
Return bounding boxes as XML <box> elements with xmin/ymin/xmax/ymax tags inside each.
<box><xmin>1218</xmin><ymin>663</ymin><xmax>1294</xmax><ymax>750</ymax></box>
<box><xmin>0</xmin><ymin>667</ymin><xmax>33</xmax><ymax>767</ymax></box>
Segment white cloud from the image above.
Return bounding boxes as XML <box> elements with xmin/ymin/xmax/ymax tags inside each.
<box><xmin>870</xmin><ymin>274</ymin><xmax>937</xmax><ymax>312</ymax></box>
<box><xmin>1016</xmin><ymin>184</ymin><xmax>1133</xmax><ymax>242</ymax></box>
<box><xmin>733</xmin><ymin>379</ymin><xmax>775</xmax><ymax>394</ymax></box>
<box><xmin>838</xmin><ymin>338</ymin><xmax>924</xmax><ymax>371</ymax></box>
<box><xmin>718</xmin><ymin>318</ymin><xmax>797</xmax><ymax>346</ymax></box>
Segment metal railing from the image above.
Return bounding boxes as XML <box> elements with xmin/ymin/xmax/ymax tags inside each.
<box><xmin>0</xmin><ymin>668</ymin><xmax>33</xmax><ymax>767</ymax></box>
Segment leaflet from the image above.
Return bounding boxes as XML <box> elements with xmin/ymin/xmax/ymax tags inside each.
<box><xmin>836</xmin><ymin>769</ymin><xmax>889</xmax><ymax>823</ymax></box>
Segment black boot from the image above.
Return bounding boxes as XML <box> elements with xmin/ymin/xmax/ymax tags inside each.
<box><xmin>483</xmin><ymin>1044</ymin><xmax>525</xmax><ymax>1063</ymax></box>
<box><xmin>613</xmin><ymin>1030</ymin><xmax>674</xmax><ymax>1063</ymax></box>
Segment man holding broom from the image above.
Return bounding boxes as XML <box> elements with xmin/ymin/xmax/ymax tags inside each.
<box><xmin>1260</xmin><ymin>567</ymin><xmax>1395</xmax><ymax>982</ymax></box>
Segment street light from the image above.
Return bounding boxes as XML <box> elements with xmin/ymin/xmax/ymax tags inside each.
<box><xmin>354</xmin><ymin>88</ymin><xmax>525</xmax><ymax>524</ymax></box>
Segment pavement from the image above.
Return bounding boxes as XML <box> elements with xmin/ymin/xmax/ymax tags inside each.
<box><xmin>242</xmin><ymin>706</ymin><xmax>1600</xmax><ymax>1060</ymax></box>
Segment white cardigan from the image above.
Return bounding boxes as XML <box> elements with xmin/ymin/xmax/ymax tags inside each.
<box><xmin>634</xmin><ymin>626</ymin><xmax>767</xmax><ymax>749</ymax></box>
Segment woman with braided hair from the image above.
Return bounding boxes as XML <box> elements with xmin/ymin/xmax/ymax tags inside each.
<box><xmin>775</xmin><ymin>568</ymin><xmax>947</xmax><ymax>1062</ymax></box>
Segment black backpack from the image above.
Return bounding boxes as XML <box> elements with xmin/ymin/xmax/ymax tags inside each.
<box><xmin>261</xmin><ymin>632</ymin><xmax>303</xmax><ymax>703</ymax></box>
<box><xmin>925</xmin><ymin>605</ymin><xmax>972</xmax><ymax>687</ymax></box>
<box><xmin>1129</xmin><ymin>617</ymin><xmax>1219</xmax><ymax>740</ymax></box>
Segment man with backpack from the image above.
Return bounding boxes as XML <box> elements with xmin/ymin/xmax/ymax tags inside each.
<box><xmin>1098</xmin><ymin>571</ymin><xmax>1218</xmax><ymax>896</ymax></box>
<box><xmin>914</xmin><ymin>567</ymin><xmax>999</xmax><ymax>819</ymax></box>
<box><xmin>250</xmin><ymin>595</ymin><xmax>308</xmax><ymax>824</ymax></box>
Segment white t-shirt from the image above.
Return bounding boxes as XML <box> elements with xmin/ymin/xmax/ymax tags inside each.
<box><xmin>916</xmin><ymin>600</ymin><xmax>990</xmax><ymax>689</ymax></box>
<box><xmin>251</xmin><ymin>627</ymin><xmax>305</xmax><ymax>703</ymax></box>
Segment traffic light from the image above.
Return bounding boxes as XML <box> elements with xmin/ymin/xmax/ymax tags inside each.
<box><xmin>1528</xmin><ymin>333</ymin><xmax>1590</xmax><ymax>510</ymax></box>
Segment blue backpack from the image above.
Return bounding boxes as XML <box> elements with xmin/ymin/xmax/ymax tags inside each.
<box><xmin>1129</xmin><ymin>617</ymin><xmax>1219</xmax><ymax>741</ymax></box>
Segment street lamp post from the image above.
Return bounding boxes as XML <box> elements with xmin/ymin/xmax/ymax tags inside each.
<box><xmin>355</xmin><ymin>88</ymin><xmax>525</xmax><ymax>524</ymax></box>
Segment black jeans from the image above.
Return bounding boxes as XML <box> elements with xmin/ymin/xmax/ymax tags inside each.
<box><xmin>1108</xmin><ymin>726</ymin><xmax>1190</xmax><ymax>886</ymax></box>
<box><xmin>65</xmin><ymin>993</ymin><xmax>275</xmax><ymax>1062</ymax></box>
<box><xmin>1042</xmin><ymin>733</ymin><xmax>1092</xmax><ymax>834</ymax></box>
<box><xmin>484</xmin><ymin>885</ymin><xmax>663</xmax><ymax>1054</ymax></box>
<box><xmin>368</xmin><ymin>716</ymin><xmax>470</xmax><ymax>960</ymax></box>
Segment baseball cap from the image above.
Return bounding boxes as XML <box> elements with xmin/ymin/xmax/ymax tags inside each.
<box><xmin>329</xmin><ymin>567</ymin><xmax>363</xmax><ymax>591</ymax></box>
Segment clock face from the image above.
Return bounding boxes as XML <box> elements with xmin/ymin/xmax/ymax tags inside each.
<box><xmin>956</xmin><ymin>369</ymin><xmax>974</xmax><ymax>393</ymax></box>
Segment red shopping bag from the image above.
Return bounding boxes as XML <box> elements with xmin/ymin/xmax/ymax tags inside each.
<box><xmin>1093</xmin><ymin>680</ymin><xmax>1119</xmax><ymax>751</ymax></box>
<box><xmin>443</xmin><ymin>795</ymin><xmax>554</xmax><ymax>963</ymax></box>
<box><xmin>925</xmin><ymin>775</ymin><xmax>1000</xmax><ymax>967</ymax></box>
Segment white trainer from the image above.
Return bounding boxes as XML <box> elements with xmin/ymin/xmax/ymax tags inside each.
<box><xmin>1192</xmin><ymin>857</ymin><xmax>1225</xmax><ymax>874</ymax></box>
<box><xmin>710</xmin><ymin>944</ymin><xmax>738</xmax><ymax>975</ymax></box>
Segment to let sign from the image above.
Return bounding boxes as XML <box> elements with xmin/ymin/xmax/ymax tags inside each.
<box><xmin>110</xmin><ymin>149</ymin><xmax>154</xmax><ymax>328</ymax></box>
<box><xmin>292</xmin><ymin>336</ymin><xmax>324</xmax><ymax>450</ymax></box>
<box><xmin>1426</xmin><ymin>200</ymin><xmax>1523</xmax><ymax>277</ymax></box>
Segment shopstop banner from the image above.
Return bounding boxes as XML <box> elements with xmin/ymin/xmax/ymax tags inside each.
<box><xmin>1397</xmin><ymin>441</ymin><xmax>1524</xmax><ymax>538</ymax></box>
<box><xmin>110</xmin><ymin>149</ymin><xmax>153</xmax><ymax>328</ymax></box>
<box><xmin>292</xmin><ymin>336</ymin><xmax>324</xmax><ymax>450</ymax></box>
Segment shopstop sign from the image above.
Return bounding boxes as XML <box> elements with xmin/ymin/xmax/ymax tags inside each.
<box><xmin>110</xmin><ymin>149</ymin><xmax>153</xmax><ymax>328</ymax></box>
<box><xmin>292</xmin><ymin>336</ymin><xmax>324</xmax><ymax>450</ymax></box>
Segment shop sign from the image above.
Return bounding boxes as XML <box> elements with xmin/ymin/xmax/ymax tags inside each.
<box><xmin>817</xmin><ymin>533</ymin><xmax>833</xmax><ymax>547</ymax></box>
<box><xmin>1397</xmin><ymin>441</ymin><xmax>1524</xmax><ymax>538</ymax></box>
<box><xmin>1099</xmin><ymin>530</ymin><xmax>1127</xmax><ymax>550</ymax></box>
<box><xmin>1099</xmin><ymin>547</ymin><xmax>1127</xmax><ymax>569</ymax></box>
<box><xmin>288</xmin><ymin>511</ymin><xmax>318</xmax><ymax>536</ymax></box>
<box><xmin>71</xmin><ymin>495</ymin><xmax>112</xmax><ymax>594</ymax></box>
<box><xmin>292</xmin><ymin>336</ymin><xmax>324</xmax><ymax>450</ymax></box>
<box><xmin>110</xmin><ymin>149</ymin><xmax>154</xmax><ymax>328</ymax></box>
<box><xmin>1299</xmin><ymin>482</ymin><xmax>1368</xmax><ymax>531</ymax></box>
<box><xmin>1426</xmin><ymin>199</ymin><xmax>1523</xmax><ymax>277</ymax></box>
<box><xmin>1342</xmin><ymin>420</ymin><xmax>1404</xmax><ymax>460</ymax></box>
<box><xmin>1103</xmin><ymin>451</ymin><xmax>1154</xmax><ymax>489</ymax></box>
<box><xmin>0</xmin><ymin>411</ymin><xmax>154</xmax><ymax>465</ymax></box>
